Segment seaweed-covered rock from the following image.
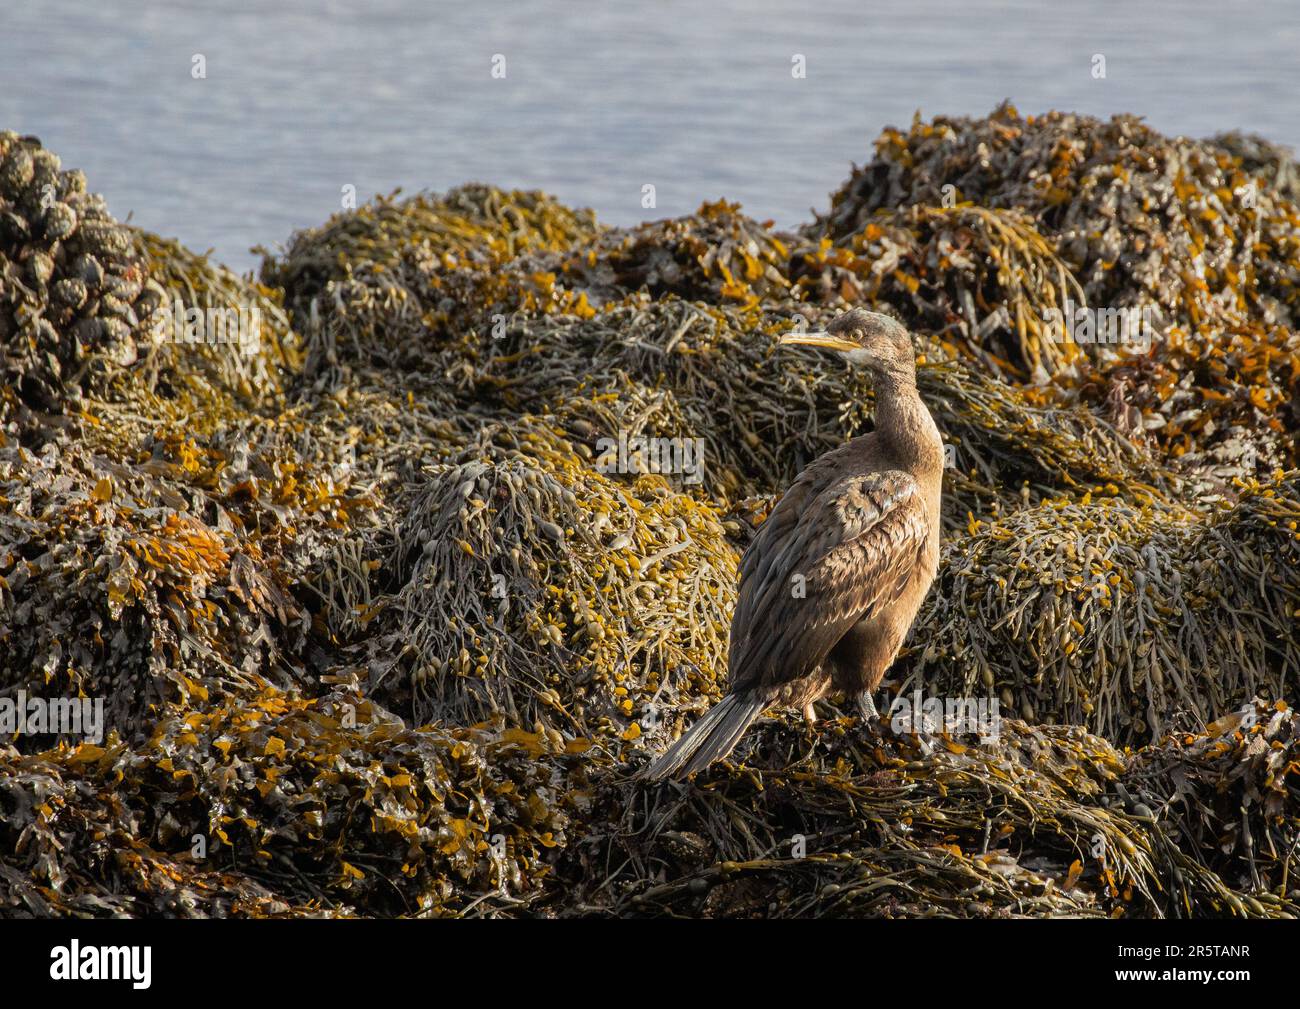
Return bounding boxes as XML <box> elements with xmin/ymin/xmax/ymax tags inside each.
<box><xmin>260</xmin><ymin>184</ymin><xmax>600</xmax><ymax>382</ymax></box>
<box><xmin>5</xmin><ymin>692</ymin><xmax>1292</xmax><ymax>918</ymax></box>
<box><xmin>807</xmin><ymin>105</ymin><xmax>1300</xmax><ymax>481</ymax></box>
<box><xmin>446</xmin><ymin>297</ymin><xmax>1169</xmax><ymax>518</ymax></box>
<box><xmin>793</xmin><ymin>204</ymin><xmax>1088</xmax><ymax>381</ymax></box>
<box><xmin>2</xmin><ymin>117</ymin><xmax>1298</xmax><ymax>919</ymax></box>
<box><xmin>364</xmin><ymin>420</ymin><xmax>736</xmax><ymax>736</ymax></box>
<box><xmin>0</xmin><ymin>441</ymin><xmax>308</xmax><ymax>740</ymax></box>
<box><xmin>125</xmin><ymin>230</ymin><xmax>299</xmax><ymax>410</ymax></box>
<box><xmin>556</xmin><ymin>702</ymin><xmax>1298</xmax><ymax>918</ymax></box>
<box><xmin>906</xmin><ymin>474</ymin><xmax>1300</xmax><ymax>745</ymax></box>
<box><xmin>818</xmin><ymin>103</ymin><xmax>1300</xmax><ymax>335</ymax></box>
<box><xmin>0</xmin><ymin>690</ymin><xmax>588</xmax><ymax>917</ymax></box>
<box><xmin>557</xmin><ymin>198</ymin><xmax>795</xmax><ymax>308</ymax></box>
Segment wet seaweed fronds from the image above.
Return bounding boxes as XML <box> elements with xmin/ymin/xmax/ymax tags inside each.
<box><xmin>917</xmin><ymin>360</ymin><xmax>1173</xmax><ymax>525</ymax></box>
<box><xmin>560</xmin><ymin>714</ymin><xmax>1293</xmax><ymax>918</ymax></box>
<box><xmin>561</xmin><ymin>199</ymin><xmax>795</xmax><ymax>309</ymax></box>
<box><xmin>363</xmin><ymin>419</ymin><xmax>736</xmax><ymax>738</ymax></box>
<box><xmin>1125</xmin><ymin>699</ymin><xmax>1300</xmax><ymax>906</ymax></box>
<box><xmin>122</xmin><ymin>230</ymin><xmax>300</xmax><ymax>407</ymax></box>
<box><xmin>0</xmin><ymin>690</ymin><xmax>591</xmax><ymax>917</ymax></box>
<box><xmin>424</xmin><ymin>199</ymin><xmax>797</xmax><ymax>342</ymax></box>
<box><xmin>0</xmin><ymin>442</ymin><xmax>308</xmax><ymax>741</ymax></box>
<box><xmin>265</xmin><ymin>196</ymin><xmax>801</xmax><ymax>391</ymax></box>
<box><xmin>462</xmin><ymin>298</ymin><xmax>1173</xmax><ymax>520</ymax></box>
<box><xmin>258</xmin><ymin>184</ymin><xmax>600</xmax><ymax>381</ymax></box>
<box><xmin>1078</xmin><ymin>320</ymin><xmax>1300</xmax><ymax>489</ymax></box>
<box><xmin>906</xmin><ymin>473</ymin><xmax>1300</xmax><ymax>744</ymax></box>
<box><xmin>462</xmin><ymin>299</ymin><xmax>857</xmax><ymax>503</ymax></box>
<box><xmin>793</xmin><ymin>205</ymin><xmax>1089</xmax><ymax>381</ymax></box>
<box><xmin>262</xmin><ymin>183</ymin><xmax>600</xmax><ymax>313</ymax></box>
<box><xmin>809</xmin><ymin>105</ymin><xmax>1300</xmax><ymax>483</ymax></box>
<box><xmin>818</xmin><ymin>103</ymin><xmax>1300</xmax><ymax>335</ymax></box>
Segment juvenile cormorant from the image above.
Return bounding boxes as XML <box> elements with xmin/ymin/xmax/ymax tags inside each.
<box><xmin>644</xmin><ymin>309</ymin><xmax>944</xmax><ymax>779</ymax></box>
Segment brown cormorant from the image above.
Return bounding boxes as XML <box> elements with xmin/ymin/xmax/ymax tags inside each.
<box><xmin>644</xmin><ymin>309</ymin><xmax>944</xmax><ymax>778</ymax></box>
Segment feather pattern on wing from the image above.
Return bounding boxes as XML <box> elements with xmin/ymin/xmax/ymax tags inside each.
<box><xmin>728</xmin><ymin>463</ymin><xmax>930</xmax><ymax>696</ymax></box>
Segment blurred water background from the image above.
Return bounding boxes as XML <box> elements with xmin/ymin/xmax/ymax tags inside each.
<box><xmin>3</xmin><ymin>0</ymin><xmax>1297</xmax><ymax>273</ymax></box>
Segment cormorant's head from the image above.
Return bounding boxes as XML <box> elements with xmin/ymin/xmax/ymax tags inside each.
<box><xmin>779</xmin><ymin>308</ymin><xmax>915</xmax><ymax>380</ymax></box>
<box><xmin>780</xmin><ymin>308</ymin><xmax>914</xmax><ymax>369</ymax></box>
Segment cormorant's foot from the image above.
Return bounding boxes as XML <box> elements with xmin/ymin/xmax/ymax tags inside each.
<box><xmin>855</xmin><ymin>691</ymin><xmax>879</xmax><ymax>723</ymax></box>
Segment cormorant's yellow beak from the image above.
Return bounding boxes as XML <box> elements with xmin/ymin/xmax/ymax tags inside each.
<box><xmin>779</xmin><ymin>331</ymin><xmax>861</xmax><ymax>353</ymax></box>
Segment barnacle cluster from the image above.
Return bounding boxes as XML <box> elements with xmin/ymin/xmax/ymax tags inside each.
<box><xmin>1</xmin><ymin>106</ymin><xmax>1297</xmax><ymax>917</ymax></box>
<box><xmin>0</xmin><ymin>132</ymin><xmax>154</xmax><ymax>414</ymax></box>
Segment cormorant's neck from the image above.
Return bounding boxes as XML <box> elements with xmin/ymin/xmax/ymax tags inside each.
<box><xmin>872</xmin><ymin>371</ymin><xmax>943</xmax><ymax>475</ymax></box>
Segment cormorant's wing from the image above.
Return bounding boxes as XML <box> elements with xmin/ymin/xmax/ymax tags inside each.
<box><xmin>731</xmin><ymin>442</ymin><xmax>853</xmax><ymax>653</ymax></box>
<box><xmin>728</xmin><ymin>467</ymin><xmax>929</xmax><ymax>695</ymax></box>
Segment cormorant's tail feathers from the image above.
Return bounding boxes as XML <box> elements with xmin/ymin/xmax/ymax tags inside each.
<box><xmin>641</xmin><ymin>694</ymin><xmax>767</xmax><ymax>780</ymax></box>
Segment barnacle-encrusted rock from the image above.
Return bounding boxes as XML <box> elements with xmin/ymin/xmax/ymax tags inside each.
<box><xmin>0</xmin><ymin>133</ymin><xmax>156</xmax><ymax>414</ymax></box>
<box><xmin>1210</xmin><ymin>131</ymin><xmax>1300</xmax><ymax>203</ymax></box>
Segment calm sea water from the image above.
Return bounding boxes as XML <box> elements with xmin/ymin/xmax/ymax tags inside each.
<box><xmin>4</xmin><ymin>0</ymin><xmax>1297</xmax><ymax>273</ymax></box>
